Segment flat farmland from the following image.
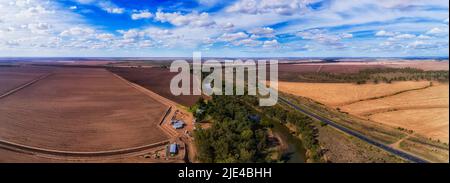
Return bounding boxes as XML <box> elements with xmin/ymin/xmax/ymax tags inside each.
<box><xmin>277</xmin><ymin>81</ymin><xmax>431</xmax><ymax>106</ymax></box>
<box><xmin>279</xmin><ymin>63</ymin><xmax>386</xmax><ymax>74</ymax></box>
<box><xmin>108</xmin><ymin>67</ymin><xmax>200</xmax><ymax>107</ymax></box>
<box><xmin>0</xmin><ymin>67</ymin><xmax>169</xmax><ymax>152</ymax></box>
<box><xmin>0</xmin><ymin>66</ymin><xmax>53</xmax><ymax>95</ymax></box>
<box><xmin>369</xmin><ymin>108</ymin><xmax>448</xmax><ymax>143</ymax></box>
<box><xmin>277</xmin><ymin>61</ymin><xmax>448</xmax><ymax>82</ymax></box>
<box><xmin>341</xmin><ymin>83</ymin><xmax>449</xmax><ymax>142</ymax></box>
<box><xmin>277</xmin><ymin>80</ymin><xmax>449</xmax><ymax>143</ymax></box>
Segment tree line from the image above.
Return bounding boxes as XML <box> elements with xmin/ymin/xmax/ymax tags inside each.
<box><xmin>282</xmin><ymin>67</ymin><xmax>449</xmax><ymax>84</ymax></box>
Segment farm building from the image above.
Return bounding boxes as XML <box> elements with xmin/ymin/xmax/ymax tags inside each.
<box><xmin>169</xmin><ymin>144</ymin><xmax>178</xmax><ymax>155</ymax></box>
<box><xmin>171</xmin><ymin>120</ymin><xmax>185</xmax><ymax>129</ymax></box>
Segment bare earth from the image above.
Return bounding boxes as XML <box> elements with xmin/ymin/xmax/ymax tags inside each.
<box><xmin>0</xmin><ymin>67</ymin><xmax>169</xmax><ymax>152</ymax></box>
<box><xmin>0</xmin><ymin>67</ymin><xmax>52</xmax><ymax>95</ymax></box>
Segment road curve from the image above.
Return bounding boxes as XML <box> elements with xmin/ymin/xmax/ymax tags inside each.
<box><xmin>278</xmin><ymin>97</ymin><xmax>429</xmax><ymax>163</ymax></box>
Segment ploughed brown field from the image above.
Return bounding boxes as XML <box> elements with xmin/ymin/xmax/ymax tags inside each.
<box><xmin>0</xmin><ymin>66</ymin><xmax>53</xmax><ymax>95</ymax></box>
<box><xmin>0</xmin><ymin>67</ymin><xmax>169</xmax><ymax>152</ymax></box>
<box><xmin>108</xmin><ymin>67</ymin><xmax>200</xmax><ymax>107</ymax></box>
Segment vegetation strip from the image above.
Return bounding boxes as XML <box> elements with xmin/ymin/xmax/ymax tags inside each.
<box><xmin>278</xmin><ymin>97</ymin><xmax>429</xmax><ymax>163</ymax></box>
<box><xmin>0</xmin><ymin>139</ymin><xmax>170</xmax><ymax>157</ymax></box>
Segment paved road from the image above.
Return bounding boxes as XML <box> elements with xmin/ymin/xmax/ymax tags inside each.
<box><xmin>278</xmin><ymin>97</ymin><xmax>429</xmax><ymax>163</ymax></box>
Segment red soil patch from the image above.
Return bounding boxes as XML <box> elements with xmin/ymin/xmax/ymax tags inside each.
<box><xmin>108</xmin><ymin>67</ymin><xmax>200</xmax><ymax>107</ymax></box>
<box><xmin>0</xmin><ymin>67</ymin><xmax>169</xmax><ymax>152</ymax></box>
<box><xmin>0</xmin><ymin>66</ymin><xmax>53</xmax><ymax>95</ymax></box>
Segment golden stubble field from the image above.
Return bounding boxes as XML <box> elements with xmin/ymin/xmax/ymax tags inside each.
<box><xmin>277</xmin><ymin>81</ymin><xmax>449</xmax><ymax>143</ymax></box>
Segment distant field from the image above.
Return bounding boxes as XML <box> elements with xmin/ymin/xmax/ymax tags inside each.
<box><xmin>108</xmin><ymin>67</ymin><xmax>200</xmax><ymax>107</ymax></box>
<box><xmin>0</xmin><ymin>67</ymin><xmax>53</xmax><ymax>95</ymax></box>
<box><xmin>277</xmin><ymin>81</ymin><xmax>432</xmax><ymax>106</ymax></box>
<box><xmin>0</xmin><ymin>67</ymin><xmax>169</xmax><ymax>152</ymax></box>
<box><xmin>278</xmin><ymin>61</ymin><xmax>448</xmax><ymax>83</ymax></box>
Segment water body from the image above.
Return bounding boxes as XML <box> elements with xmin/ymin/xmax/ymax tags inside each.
<box><xmin>271</xmin><ymin>121</ymin><xmax>307</xmax><ymax>163</ymax></box>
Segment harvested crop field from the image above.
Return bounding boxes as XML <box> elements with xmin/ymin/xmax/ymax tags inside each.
<box><xmin>277</xmin><ymin>61</ymin><xmax>448</xmax><ymax>82</ymax></box>
<box><xmin>277</xmin><ymin>81</ymin><xmax>432</xmax><ymax>106</ymax></box>
<box><xmin>369</xmin><ymin>108</ymin><xmax>449</xmax><ymax>143</ymax></box>
<box><xmin>0</xmin><ymin>66</ymin><xmax>53</xmax><ymax>95</ymax></box>
<box><xmin>108</xmin><ymin>67</ymin><xmax>200</xmax><ymax>107</ymax></box>
<box><xmin>0</xmin><ymin>67</ymin><xmax>169</xmax><ymax>152</ymax></box>
<box><xmin>341</xmin><ymin>83</ymin><xmax>449</xmax><ymax>142</ymax></box>
<box><xmin>277</xmin><ymin>80</ymin><xmax>449</xmax><ymax>143</ymax></box>
<box><xmin>279</xmin><ymin>63</ymin><xmax>386</xmax><ymax>74</ymax></box>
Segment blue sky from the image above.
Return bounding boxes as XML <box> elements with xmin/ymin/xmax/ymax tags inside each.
<box><xmin>0</xmin><ymin>0</ymin><xmax>448</xmax><ymax>57</ymax></box>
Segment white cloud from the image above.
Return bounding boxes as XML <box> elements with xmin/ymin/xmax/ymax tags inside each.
<box><xmin>417</xmin><ymin>34</ymin><xmax>432</xmax><ymax>39</ymax></box>
<box><xmin>60</xmin><ymin>27</ymin><xmax>95</xmax><ymax>37</ymax></box>
<box><xmin>218</xmin><ymin>32</ymin><xmax>248</xmax><ymax>41</ymax></box>
<box><xmin>407</xmin><ymin>40</ymin><xmax>437</xmax><ymax>49</ymax></box>
<box><xmin>426</xmin><ymin>27</ymin><xmax>448</xmax><ymax>36</ymax></box>
<box><xmin>226</xmin><ymin>0</ymin><xmax>316</xmax><ymax>15</ymax></box>
<box><xmin>118</xmin><ymin>29</ymin><xmax>142</xmax><ymax>40</ymax></box>
<box><xmin>263</xmin><ymin>39</ymin><xmax>279</xmax><ymax>48</ymax></box>
<box><xmin>28</xmin><ymin>23</ymin><xmax>51</xmax><ymax>30</ymax></box>
<box><xmin>340</xmin><ymin>33</ymin><xmax>353</xmax><ymax>39</ymax></box>
<box><xmin>72</xmin><ymin>0</ymin><xmax>125</xmax><ymax>14</ymax></box>
<box><xmin>197</xmin><ymin>0</ymin><xmax>221</xmax><ymax>7</ymax></box>
<box><xmin>131</xmin><ymin>10</ymin><xmax>153</xmax><ymax>20</ymax></box>
<box><xmin>233</xmin><ymin>38</ymin><xmax>261</xmax><ymax>47</ymax></box>
<box><xmin>98</xmin><ymin>1</ymin><xmax>124</xmax><ymax>14</ymax></box>
<box><xmin>375</xmin><ymin>30</ymin><xmax>395</xmax><ymax>37</ymax></box>
<box><xmin>249</xmin><ymin>27</ymin><xmax>274</xmax><ymax>35</ymax></box>
<box><xmin>222</xmin><ymin>22</ymin><xmax>234</xmax><ymax>29</ymax></box>
<box><xmin>96</xmin><ymin>33</ymin><xmax>114</xmax><ymax>41</ymax></box>
<box><xmin>297</xmin><ymin>29</ymin><xmax>343</xmax><ymax>43</ymax></box>
<box><xmin>390</xmin><ymin>33</ymin><xmax>416</xmax><ymax>40</ymax></box>
<box><xmin>155</xmin><ymin>11</ymin><xmax>215</xmax><ymax>27</ymax></box>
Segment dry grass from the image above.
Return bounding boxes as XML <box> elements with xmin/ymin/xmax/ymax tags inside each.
<box><xmin>278</xmin><ymin>80</ymin><xmax>449</xmax><ymax>143</ymax></box>
<box><xmin>341</xmin><ymin>83</ymin><xmax>448</xmax><ymax>115</ymax></box>
<box><xmin>277</xmin><ymin>81</ymin><xmax>431</xmax><ymax>106</ymax></box>
<box><xmin>341</xmin><ymin>83</ymin><xmax>449</xmax><ymax>143</ymax></box>
<box><xmin>369</xmin><ymin>108</ymin><xmax>448</xmax><ymax>143</ymax></box>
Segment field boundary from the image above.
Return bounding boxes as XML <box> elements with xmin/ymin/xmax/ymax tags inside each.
<box><xmin>278</xmin><ymin>96</ymin><xmax>429</xmax><ymax>163</ymax></box>
<box><xmin>338</xmin><ymin>82</ymin><xmax>433</xmax><ymax>107</ymax></box>
<box><xmin>0</xmin><ymin>139</ymin><xmax>169</xmax><ymax>157</ymax></box>
<box><xmin>0</xmin><ymin>73</ymin><xmax>52</xmax><ymax>99</ymax></box>
<box><xmin>361</xmin><ymin>105</ymin><xmax>449</xmax><ymax>116</ymax></box>
<box><xmin>110</xmin><ymin>72</ymin><xmax>179</xmax><ymax>107</ymax></box>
